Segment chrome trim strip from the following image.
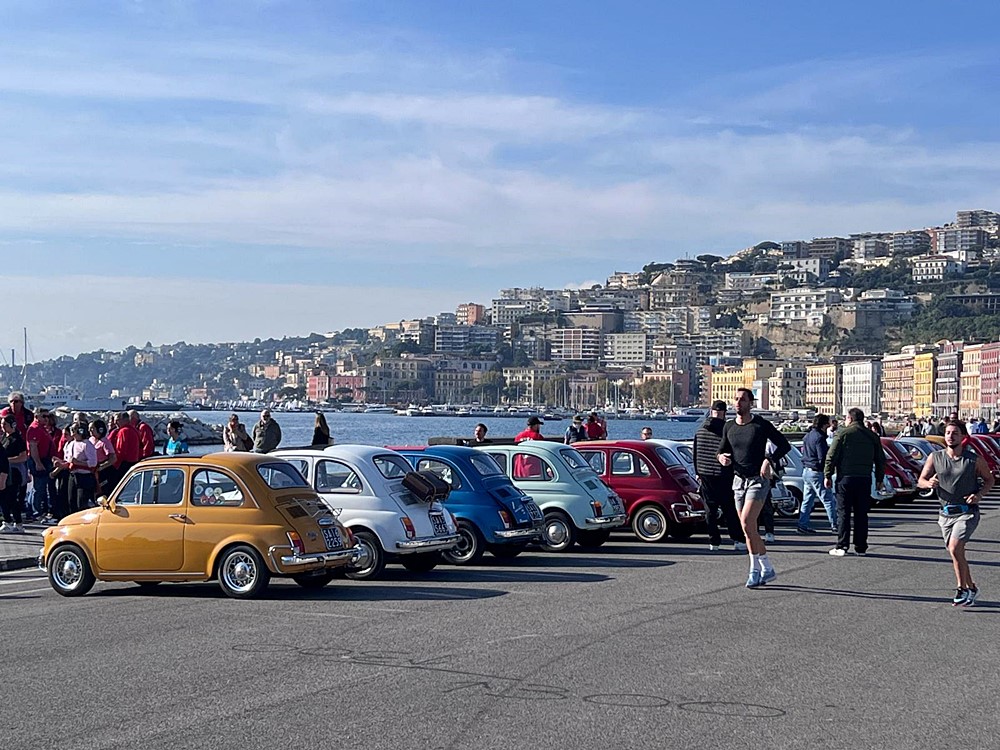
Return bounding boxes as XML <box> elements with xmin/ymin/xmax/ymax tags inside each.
<box><xmin>395</xmin><ymin>534</ymin><xmax>461</xmax><ymax>551</ymax></box>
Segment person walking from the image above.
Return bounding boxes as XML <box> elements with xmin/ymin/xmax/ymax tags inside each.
<box><xmin>824</xmin><ymin>408</ymin><xmax>885</xmax><ymax>557</ymax></box>
<box><xmin>564</xmin><ymin>415</ymin><xmax>587</xmax><ymax>444</ymax></box>
<box><xmin>312</xmin><ymin>413</ymin><xmax>332</xmax><ymax>446</ymax></box>
<box><xmin>0</xmin><ymin>416</ymin><xmax>22</xmax><ymax>533</ymax></box>
<box><xmin>694</xmin><ymin>400</ymin><xmax>744</xmax><ymax>552</ymax></box>
<box><xmin>223</xmin><ymin>414</ymin><xmax>252</xmax><ymax>452</ymax></box>
<box><xmin>252</xmin><ymin>409</ymin><xmax>282</xmax><ymax>453</ymax></box>
<box><xmin>798</xmin><ymin>414</ymin><xmax>837</xmax><ymax>534</ymax></box>
<box><xmin>718</xmin><ymin>388</ymin><xmax>791</xmax><ymax>587</ymax></box>
<box><xmin>918</xmin><ymin>420</ymin><xmax>994</xmax><ymax>606</ymax></box>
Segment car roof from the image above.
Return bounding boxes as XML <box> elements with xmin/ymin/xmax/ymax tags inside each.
<box><xmin>138</xmin><ymin>452</ymin><xmax>280</xmax><ymax>470</ymax></box>
<box><xmin>574</xmin><ymin>439</ymin><xmax>656</xmax><ymax>451</ymax></box>
<box><xmin>480</xmin><ymin>440</ymin><xmax>569</xmax><ymax>455</ymax></box>
<box><xmin>398</xmin><ymin>445</ymin><xmax>483</xmax><ymax>460</ymax></box>
<box><xmin>273</xmin><ymin>444</ymin><xmax>406</xmax><ymax>461</ymax></box>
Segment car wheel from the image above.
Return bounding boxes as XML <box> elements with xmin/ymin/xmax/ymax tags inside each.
<box><xmin>666</xmin><ymin>522</ymin><xmax>695</xmax><ymax>541</ymax></box>
<box><xmin>540</xmin><ymin>510</ymin><xmax>576</xmax><ymax>553</ymax></box>
<box><xmin>292</xmin><ymin>571</ymin><xmax>336</xmax><ymax>589</ymax></box>
<box><xmin>441</xmin><ymin>520</ymin><xmax>485</xmax><ymax>565</ymax></box>
<box><xmin>631</xmin><ymin>505</ymin><xmax>670</xmax><ymax>543</ymax></box>
<box><xmin>576</xmin><ymin>529</ymin><xmax>611</xmax><ymax>549</ymax></box>
<box><xmin>773</xmin><ymin>493</ymin><xmax>799</xmax><ymax>518</ymax></box>
<box><xmin>48</xmin><ymin>545</ymin><xmax>96</xmax><ymax>597</ymax></box>
<box><xmin>345</xmin><ymin>530</ymin><xmax>386</xmax><ymax>581</ymax></box>
<box><xmin>489</xmin><ymin>543</ymin><xmax>527</xmax><ymax>560</ymax></box>
<box><xmin>400</xmin><ymin>552</ymin><xmax>439</xmax><ymax>573</ymax></box>
<box><xmin>217</xmin><ymin>545</ymin><xmax>271</xmax><ymax>599</ymax></box>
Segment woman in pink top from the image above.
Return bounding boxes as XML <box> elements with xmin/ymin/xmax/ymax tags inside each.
<box><xmin>54</xmin><ymin>422</ymin><xmax>98</xmax><ymax>515</ymax></box>
<box><xmin>89</xmin><ymin>419</ymin><xmax>118</xmax><ymax>496</ymax></box>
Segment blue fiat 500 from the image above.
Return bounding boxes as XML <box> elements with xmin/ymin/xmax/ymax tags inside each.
<box><xmin>399</xmin><ymin>446</ymin><xmax>545</xmax><ymax>564</ymax></box>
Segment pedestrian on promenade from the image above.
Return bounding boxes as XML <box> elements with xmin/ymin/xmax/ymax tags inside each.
<box><xmin>252</xmin><ymin>409</ymin><xmax>282</xmax><ymax>453</ymax></box>
<box><xmin>165</xmin><ymin>421</ymin><xmax>189</xmax><ymax>455</ymax></box>
<box><xmin>717</xmin><ymin>388</ymin><xmax>791</xmax><ymax>587</ymax></box>
<box><xmin>129</xmin><ymin>410</ymin><xmax>156</xmax><ymax>459</ymax></box>
<box><xmin>585</xmin><ymin>412</ymin><xmax>606</xmax><ymax>440</ymax></box>
<box><xmin>312</xmin><ymin>412</ymin><xmax>331</xmax><ymax>446</ymax></box>
<box><xmin>918</xmin><ymin>420</ymin><xmax>994</xmax><ymax>606</ymax></box>
<box><xmin>89</xmin><ymin>419</ymin><xmax>117</xmax><ymax>495</ymax></box>
<box><xmin>825</xmin><ymin>408</ymin><xmax>885</xmax><ymax>557</ymax></box>
<box><xmin>870</xmin><ymin>419</ymin><xmax>885</xmax><ymax>437</ymax></box>
<box><xmin>111</xmin><ymin>411</ymin><xmax>141</xmax><ymax>487</ymax></box>
<box><xmin>0</xmin><ymin>416</ymin><xmax>22</xmax><ymax>533</ymax></box>
<box><xmin>798</xmin><ymin>414</ymin><xmax>837</xmax><ymax>534</ymax></box>
<box><xmin>26</xmin><ymin>409</ymin><xmax>52</xmax><ymax>521</ymax></box>
<box><xmin>0</xmin><ymin>392</ymin><xmax>33</xmax><ymax>435</ymax></box>
<box><xmin>827</xmin><ymin>418</ymin><xmax>840</xmax><ymax>447</ymax></box>
<box><xmin>223</xmin><ymin>414</ymin><xmax>252</xmax><ymax>452</ymax></box>
<box><xmin>1</xmin><ymin>413</ymin><xmax>29</xmax><ymax>522</ymax></box>
<box><xmin>564</xmin><ymin>415</ymin><xmax>587</xmax><ymax>444</ymax></box>
<box><xmin>694</xmin><ymin>400</ymin><xmax>744</xmax><ymax>552</ymax></box>
<box><xmin>471</xmin><ymin>423</ymin><xmax>490</xmax><ymax>445</ymax></box>
<box><xmin>972</xmin><ymin>418</ymin><xmax>988</xmax><ymax>435</ymax></box>
<box><xmin>55</xmin><ymin>422</ymin><xmax>98</xmax><ymax>514</ymax></box>
<box><xmin>514</xmin><ymin>416</ymin><xmax>545</xmax><ymax>478</ymax></box>
<box><xmin>640</xmin><ymin>426</ymin><xmax>653</xmax><ymax>440</ymax></box>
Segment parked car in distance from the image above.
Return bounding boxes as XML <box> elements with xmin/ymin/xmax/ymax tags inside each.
<box><xmin>575</xmin><ymin>440</ymin><xmax>707</xmax><ymax>543</ymax></box>
<box><xmin>38</xmin><ymin>453</ymin><xmax>359</xmax><ymax>599</ymax></box>
<box><xmin>398</xmin><ymin>445</ymin><xmax>544</xmax><ymax>564</ymax></box>
<box><xmin>476</xmin><ymin>440</ymin><xmax>628</xmax><ymax>552</ymax></box>
<box><xmin>272</xmin><ymin>445</ymin><xmax>460</xmax><ymax>579</ymax></box>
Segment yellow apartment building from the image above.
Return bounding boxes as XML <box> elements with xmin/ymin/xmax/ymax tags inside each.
<box><xmin>805</xmin><ymin>363</ymin><xmax>840</xmax><ymax>416</ymax></box>
<box><xmin>960</xmin><ymin>343</ymin><xmax>983</xmax><ymax>419</ymax></box>
<box><xmin>912</xmin><ymin>351</ymin><xmax>936</xmax><ymax>417</ymax></box>
<box><xmin>711</xmin><ymin>368</ymin><xmax>747</xmax><ymax>406</ymax></box>
<box><xmin>881</xmin><ymin>351</ymin><xmax>915</xmax><ymax>418</ymax></box>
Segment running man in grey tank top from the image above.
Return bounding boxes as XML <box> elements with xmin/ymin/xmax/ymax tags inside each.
<box><xmin>918</xmin><ymin>420</ymin><xmax>994</xmax><ymax>606</ymax></box>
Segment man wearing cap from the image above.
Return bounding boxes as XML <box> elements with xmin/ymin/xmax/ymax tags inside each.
<box><xmin>514</xmin><ymin>416</ymin><xmax>545</xmax><ymax>479</ymax></box>
<box><xmin>515</xmin><ymin>416</ymin><xmax>544</xmax><ymax>443</ymax></box>
<box><xmin>694</xmin><ymin>401</ymin><xmax>744</xmax><ymax>552</ymax></box>
<box><xmin>565</xmin><ymin>415</ymin><xmax>587</xmax><ymax>444</ymax></box>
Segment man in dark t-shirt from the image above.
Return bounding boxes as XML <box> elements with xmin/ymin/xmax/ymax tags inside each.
<box><xmin>718</xmin><ymin>388</ymin><xmax>790</xmax><ymax>588</ymax></box>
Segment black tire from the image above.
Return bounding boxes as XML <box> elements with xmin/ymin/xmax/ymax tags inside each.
<box><xmin>489</xmin><ymin>543</ymin><xmax>527</xmax><ymax>560</ymax></box>
<box><xmin>576</xmin><ymin>529</ymin><xmax>611</xmax><ymax>549</ymax></box>
<box><xmin>400</xmin><ymin>552</ymin><xmax>439</xmax><ymax>573</ymax></box>
<box><xmin>773</xmin><ymin>493</ymin><xmax>799</xmax><ymax>518</ymax></box>
<box><xmin>666</xmin><ymin>522</ymin><xmax>695</xmax><ymax>541</ymax></box>
<box><xmin>345</xmin><ymin>530</ymin><xmax>386</xmax><ymax>581</ymax></box>
<box><xmin>441</xmin><ymin>520</ymin><xmax>485</xmax><ymax>565</ymax></box>
<box><xmin>540</xmin><ymin>510</ymin><xmax>576</xmax><ymax>553</ymax></box>
<box><xmin>216</xmin><ymin>544</ymin><xmax>271</xmax><ymax>599</ymax></box>
<box><xmin>292</xmin><ymin>571</ymin><xmax>336</xmax><ymax>589</ymax></box>
<box><xmin>631</xmin><ymin>504</ymin><xmax>670</xmax><ymax>543</ymax></box>
<box><xmin>47</xmin><ymin>544</ymin><xmax>96</xmax><ymax>597</ymax></box>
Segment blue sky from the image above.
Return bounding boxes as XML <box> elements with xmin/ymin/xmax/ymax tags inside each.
<box><xmin>3</xmin><ymin>0</ymin><xmax>1000</xmax><ymax>361</ymax></box>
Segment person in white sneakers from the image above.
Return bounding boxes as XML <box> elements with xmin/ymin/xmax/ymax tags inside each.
<box><xmin>0</xmin><ymin>426</ymin><xmax>20</xmax><ymax>533</ymax></box>
<box><xmin>918</xmin><ymin>420</ymin><xmax>993</xmax><ymax>606</ymax></box>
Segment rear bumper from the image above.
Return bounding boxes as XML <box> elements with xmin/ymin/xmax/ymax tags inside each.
<box><xmin>395</xmin><ymin>534</ymin><xmax>461</xmax><ymax>552</ymax></box>
<box><xmin>270</xmin><ymin>545</ymin><xmax>361</xmax><ymax>572</ymax></box>
<box><xmin>493</xmin><ymin>526</ymin><xmax>543</xmax><ymax>540</ymax></box>
<box><xmin>585</xmin><ymin>513</ymin><xmax>627</xmax><ymax>527</ymax></box>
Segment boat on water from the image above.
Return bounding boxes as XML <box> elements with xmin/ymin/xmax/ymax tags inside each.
<box><xmin>363</xmin><ymin>404</ymin><xmax>396</xmax><ymax>414</ymax></box>
<box><xmin>664</xmin><ymin>408</ymin><xmax>709</xmax><ymax>423</ymax></box>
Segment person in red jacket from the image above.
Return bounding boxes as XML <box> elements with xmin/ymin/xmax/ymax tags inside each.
<box><xmin>112</xmin><ymin>411</ymin><xmax>141</xmax><ymax>487</ymax></box>
<box><xmin>513</xmin><ymin>416</ymin><xmax>545</xmax><ymax>478</ymax></box>
<box><xmin>129</xmin><ymin>410</ymin><xmax>156</xmax><ymax>459</ymax></box>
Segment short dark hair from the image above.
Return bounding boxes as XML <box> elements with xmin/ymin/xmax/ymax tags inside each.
<box><xmin>945</xmin><ymin>419</ymin><xmax>968</xmax><ymax>436</ymax></box>
<box><xmin>736</xmin><ymin>388</ymin><xmax>755</xmax><ymax>402</ymax></box>
<box><xmin>848</xmin><ymin>408</ymin><xmax>865</xmax><ymax>424</ymax></box>
<box><xmin>812</xmin><ymin>413</ymin><xmax>830</xmax><ymax>430</ymax></box>
<box><xmin>475</xmin><ymin>423</ymin><xmax>488</xmax><ymax>433</ymax></box>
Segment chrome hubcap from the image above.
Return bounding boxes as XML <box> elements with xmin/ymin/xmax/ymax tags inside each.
<box><xmin>545</xmin><ymin>520</ymin><xmax>569</xmax><ymax>546</ymax></box>
<box><xmin>223</xmin><ymin>553</ymin><xmax>257</xmax><ymax>592</ymax></box>
<box><xmin>640</xmin><ymin>512</ymin><xmax>664</xmax><ymax>536</ymax></box>
<box><xmin>451</xmin><ymin>529</ymin><xmax>474</xmax><ymax>560</ymax></box>
<box><xmin>350</xmin><ymin>540</ymin><xmax>377</xmax><ymax>574</ymax></box>
<box><xmin>54</xmin><ymin>553</ymin><xmax>82</xmax><ymax>589</ymax></box>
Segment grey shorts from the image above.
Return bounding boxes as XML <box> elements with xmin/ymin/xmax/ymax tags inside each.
<box><xmin>733</xmin><ymin>476</ymin><xmax>771</xmax><ymax>508</ymax></box>
<box><xmin>939</xmin><ymin>509</ymin><xmax>980</xmax><ymax>544</ymax></box>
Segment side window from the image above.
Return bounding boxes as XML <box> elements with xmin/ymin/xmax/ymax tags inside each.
<box><xmin>285</xmin><ymin>459</ymin><xmax>309</xmax><ymax>480</ymax></box>
<box><xmin>315</xmin><ymin>460</ymin><xmax>362</xmax><ymax>493</ymax></box>
<box><xmin>487</xmin><ymin>453</ymin><xmax>507</xmax><ymax>473</ymax></box>
<box><xmin>116</xmin><ymin>468</ymin><xmax>186</xmax><ymax>505</ymax></box>
<box><xmin>611</xmin><ymin>451</ymin><xmax>650</xmax><ymax>476</ymax></box>
<box><xmin>191</xmin><ymin>469</ymin><xmax>245</xmax><ymax>507</ymax></box>
<box><xmin>580</xmin><ymin>451</ymin><xmax>606</xmax><ymax>475</ymax></box>
<box><xmin>513</xmin><ymin>453</ymin><xmax>554</xmax><ymax>481</ymax></box>
<box><xmin>415</xmin><ymin>459</ymin><xmax>462</xmax><ymax>489</ymax></box>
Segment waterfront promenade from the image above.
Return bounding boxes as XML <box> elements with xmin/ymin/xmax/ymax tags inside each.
<box><xmin>3</xmin><ymin>491</ymin><xmax>998</xmax><ymax>749</ymax></box>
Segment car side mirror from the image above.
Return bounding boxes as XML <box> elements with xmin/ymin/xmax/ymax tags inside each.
<box><xmin>98</xmin><ymin>495</ymin><xmax>110</xmax><ymax>509</ymax></box>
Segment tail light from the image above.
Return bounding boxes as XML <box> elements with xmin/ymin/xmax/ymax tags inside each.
<box><xmin>400</xmin><ymin>516</ymin><xmax>416</xmax><ymax>539</ymax></box>
<box><xmin>342</xmin><ymin>526</ymin><xmax>355</xmax><ymax>546</ymax></box>
<box><xmin>591</xmin><ymin>500</ymin><xmax>603</xmax><ymax>517</ymax></box>
<box><xmin>286</xmin><ymin>531</ymin><xmax>305</xmax><ymax>555</ymax></box>
<box><xmin>497</xmin><ymin>509</ymin><xmax>513</xmax><ymax>529</ymax></box>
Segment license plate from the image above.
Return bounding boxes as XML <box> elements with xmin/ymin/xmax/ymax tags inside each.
<box><xmin>322</xmin><ymin>526</ymin><xmax>343</xmax><ymax>550</ymax></box>
<box><xmin>430</xmin><ymin>512</ymin><xmax>448</xmax><ymax>535</ymax></box>
<box><xmin>524</xmin><ymin>501</ymin><xmax>542</xmax><ymax>520</ymax></box>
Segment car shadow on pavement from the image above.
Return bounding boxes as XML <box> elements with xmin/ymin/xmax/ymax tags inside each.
<box><xmin>283</xmin><ymin>584</ymin><xmax>510</xmax><ymax>602</ymax></box>
<box><xmin>767</xmin><ymin>584</ymin><xmax>1000</xmax><ymax>609</ymax></box>
<box><xmin>376</xmin><ymin>568</ymin><xmax>613</xmax><ymax>584</ymax></box>
<box><xmin>492</xmin><ymin>552</ymin><xmax>675</xmax><ymax>569</ymax></box>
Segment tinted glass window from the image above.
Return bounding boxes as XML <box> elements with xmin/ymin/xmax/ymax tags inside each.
<box><xmin>654</xmin><ymin>447</ymin><xmax>683</xmax><ymax>468</ymax></box>
<box><xmin>257</xmin><ymin>462</ymin><xmax>309</xmax><ymax>489</ymax></box>
<box><xmin>469</xmin><ymin>454</ymin><xmax>504</xmax><ymax>477</ymax></box>
<box><xmin>415</xmin><ymin>458</ymin><xmax>462</xmax><ymax>489</ymax></box>
<box><xmin>116</xmin><ymin>468</ymin><xmax>186</xmax><ymax>506</ymax></box>
<box><xmin>486</xmin><ymin>452</ymin><xmax>507</xmax><ymax>473</ymax></box>
<box><xmin>192</xmin><ymin>469</ymin><xmax>245</xmax><ymax>507</ymax></box>
<box><xmin>560</xmin><ymin>448</ymin><xmax>590</xmax><ymax>470</ymax></box>
<box><xmin>579</xmin><ymin>451</ymin><xmax>605</xmax><ymax>474</ymax></box>
<box><xmin>315</xmin><ymin>460</ymin><xmax>363</xmax><ymax>493</ymax></box>
<box><xmin>373</xmin><ymin>455</ymin><xmax>412</xmax><ymax>479</ymax></box>
<box><xmin>285</xmin><ymin>458</ymin><xmax>309</xmax><ymax>479</ymax></box>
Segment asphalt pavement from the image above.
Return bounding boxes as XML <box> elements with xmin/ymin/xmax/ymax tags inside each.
<box><xmin>3</xmin><ymin>495</ymin><xmax>999</xmax><ymax>750</ymax></box>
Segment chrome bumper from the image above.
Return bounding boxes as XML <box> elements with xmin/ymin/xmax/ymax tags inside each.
<box><xmin>270</xmin><ymin>544</ymin><xmax>361</xmax><ymax>569</ymax></box>
<box><xmin>585</xmin><ymin>513</ymin><xmax>627</xmax><ymax>527</ymax></box>
<box><xmin>672</xmin><ymin>503</ymin><xmax>708</xmax><ymax>522</ymax></box>
<box><xmin>494</xmin><ymin>526</ymin><xmax>543</xmax><ymax>540</ymax></box>
<box><xmin>395</xmin><ymin>533</ymin><xmax>461</xmax><ymax>552</ymax></box>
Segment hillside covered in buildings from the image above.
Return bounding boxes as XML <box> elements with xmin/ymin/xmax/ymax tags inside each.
<box><xmin>5</xmin><ymin>209</ymin><xmax>1000</xmax><ymax>419</ymax></box>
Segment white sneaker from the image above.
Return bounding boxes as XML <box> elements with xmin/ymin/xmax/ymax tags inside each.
<box><xmin>763</xmin><ymin>533</ymin><xmax>775</xmax><ymax>543</ymax></box>
<box><xmin>829</xmin><ymin>548</ymin><xmax>846</xmax><ymax>557</ymax></box>
<box><xmin>709</xmin><ymin>544</ymin><xmax>721</xmax><ymax>551</ymax></box>
<box><xmin>734</xmin><ymin>541</ymin><xmax>748</xmax><ymax>552</ymax></box>
<box><xmin>0</xmin><ymin>522</ymin><xmax>12</xmax><ymax>533</ymax></box>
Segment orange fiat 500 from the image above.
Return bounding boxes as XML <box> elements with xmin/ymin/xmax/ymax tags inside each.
<box><xmin>38</xmin><ymin>453</ymin><xmax>359</xmax><ymax>599</ymax></box>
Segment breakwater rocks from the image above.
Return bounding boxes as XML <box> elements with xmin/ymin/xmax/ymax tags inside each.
<box><xmin>51</xmin><ymin>409</ymin><xmax>224</xmax><ymax>445</ymax></box>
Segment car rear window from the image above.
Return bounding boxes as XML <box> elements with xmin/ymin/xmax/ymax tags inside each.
<box><xmin>559</xmin><ymin>448</ymin><xmax>591</xmax><ymax>470</ymax></box>
<box><xmin>257</xmin><ymin>462</ymin><xmax>309</xmax><ymax>489</ymax></box>
<box><xmin>374</xmin><ymin>454</ymin><xmax>412</xmax><ymax>479</ymax></box>
<box><xmin>654</xmin><ymin>447</ymin><xmax>683</xmax><ymax>468</ymax></box>
<box><xmin>469</xmin><ymin>454</ymin><xmax>504</xmax><ymax>477</ymax></box>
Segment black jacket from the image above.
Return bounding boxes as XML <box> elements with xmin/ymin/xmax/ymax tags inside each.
<box><xmin>693</xmin><ymin>417</ymin><xmax>731</xmax><ymax>478</ymax></box>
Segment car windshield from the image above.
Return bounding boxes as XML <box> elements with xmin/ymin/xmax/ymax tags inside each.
<box><xmin>654</xmin><ymin>447</ymin><xmax>683</xmax><ymax>468</ymax></box>
<box><xmin>374</xmin><ymin>454</ymin><xmax>412</xmax><ymax>480</ymax></box>
<box><xmin>559</xmin><ymin>448</ymin><xmax>591</xmax><ymax>470</ymax></box>
<box><xmin>257</xmin><ymin>462</ymin><xmax>309</xmax><ymax>489</ymax></box>
<box><xmin>469</xmin><ymin>454</ymin><xmax>504</xmax><ymax>477</ymax></box>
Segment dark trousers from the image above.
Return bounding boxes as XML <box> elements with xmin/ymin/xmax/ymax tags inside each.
<box><xmin>759</xmin><ymin>494</ymin><xmax>774</xmax><ymax>535</ymax></box>
<box><xmin>836</xmin><ymin>476</ymin><xmax>872</xmax><ymax>553</ymax></box>
<box><xmin>1</xmin><ymin>484</ymin><xmax>22</xmax><ymax>524</ymax></box>
<box><xmin>51</xmin><ymin>471</ymin><xmax>70</xmax><ymax>520</ymax></box>
<box><xmin>67</xmin><ymin>472</ymin><xmax>96</xmax><ymax>514</ymax></box>
<box><xmin>701</xmin><ymin>474</ymin><xmax>744</xmax><ymax>545</ymax></box>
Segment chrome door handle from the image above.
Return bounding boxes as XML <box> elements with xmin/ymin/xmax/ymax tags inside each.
<box><xmin>168</xmin><ymin>514</ymin><xmax>187</xmax><ymax>522</ymax></box>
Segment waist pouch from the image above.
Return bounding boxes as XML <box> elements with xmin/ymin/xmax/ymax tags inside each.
<box><xmin>941</xmin><ymin>504</ymin><xmax>972</xmax><ymax>517</ymax></box>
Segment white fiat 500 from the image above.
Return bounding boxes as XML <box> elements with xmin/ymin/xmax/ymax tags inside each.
<box><xmin>272</xmin><ymin>445</ymin><xmax>460</xmax><ymax>580</ymax></box>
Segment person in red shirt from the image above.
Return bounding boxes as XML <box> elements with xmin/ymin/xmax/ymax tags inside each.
<box><xmin>585</xmin><ymin>412</ymin><xmax>607</xmax><ymax>440</ymax></box>
<box><xmin>513</xmin><ymin>416</ymin><xmax>545</xmax><ymax>478</ymax></box>
<box><xmin>25</xmin><ymin>408</ymin><xmax>53</xmax><ymax>520</ymax></box>
<box><xmin>112</xmin><ymin>411</ymin><xmax>141</xmax><ymax>487</ymax></box>
<box><xmin>129</xmin><ymin>410</ymin><xmax>156</xmax><ymax>459</ymax></box>
<box><xmin>0</xmin><ymin>392</ymin><xmax>33</xmax><ymax>435</ymax></box>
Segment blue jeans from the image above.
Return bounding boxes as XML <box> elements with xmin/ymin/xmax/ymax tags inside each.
<box><xmin>27</xmin><ymin>457</ymin><xmax>52</xmax><ymax>516</ymax></box>
<box><xmin>800</xmin><ymin>468</ymin><xmax>836</xmax><ymax>531</ymax></box>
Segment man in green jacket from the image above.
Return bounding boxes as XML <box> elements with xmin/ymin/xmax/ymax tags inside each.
<box><xmin>824</xmin><ymin>408</ymin><xmax>885</xmax><ymax>556</ymax></box>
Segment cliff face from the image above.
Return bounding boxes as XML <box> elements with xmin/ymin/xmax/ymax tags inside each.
<box><xmin>744</xmin><ymin>321</ymin><xmax>823</xmax><ymax>360</ymax></box>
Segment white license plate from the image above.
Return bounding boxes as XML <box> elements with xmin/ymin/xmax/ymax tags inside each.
<box><xmin>322</xmin><ymin>527</ymin><xmax>343</xmax><ymax>550</ymax></box>
<box><xmin>430</xmin><ymin>512</ymin><xmax>448</xmax><ymax>535</ymax></box>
